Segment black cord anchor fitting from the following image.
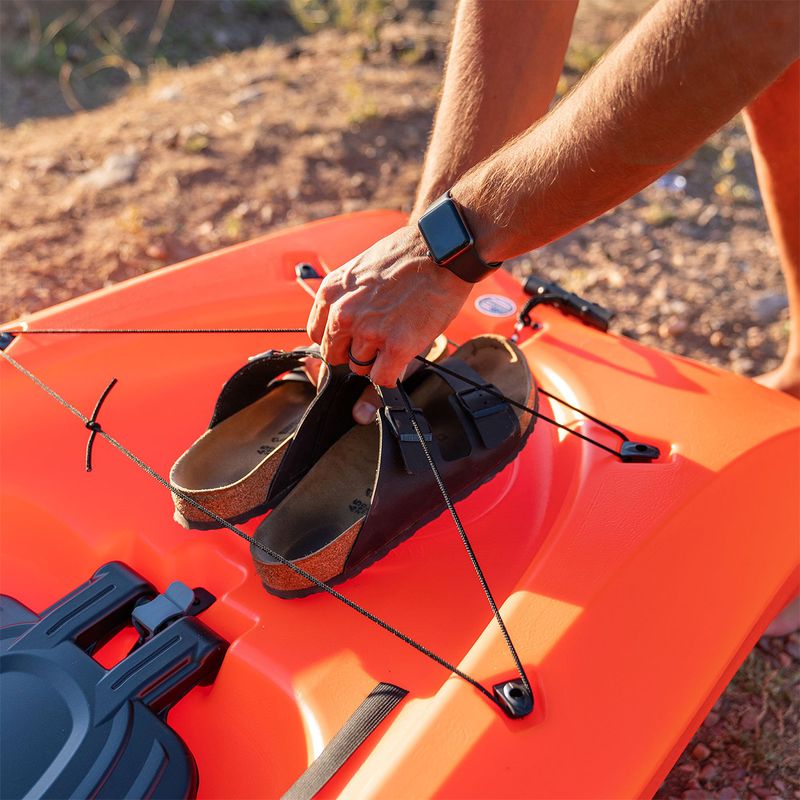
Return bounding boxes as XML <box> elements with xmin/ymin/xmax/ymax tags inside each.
<box><xmin>516</xmin><ymin>275</ymin><xmax>614</xmax><ymax>338</ymax></box>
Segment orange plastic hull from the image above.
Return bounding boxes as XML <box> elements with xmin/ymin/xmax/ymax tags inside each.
<box><xmin>1</xmin><ymin>211</ymin><xmax>798</xmax><ymax>799</ymax></box>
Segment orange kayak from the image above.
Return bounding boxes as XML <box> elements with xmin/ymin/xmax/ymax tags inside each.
<box><xmin>1</xmin><ymin>210</ymin><xmax>798</xmax><ymax>799</ymax></box>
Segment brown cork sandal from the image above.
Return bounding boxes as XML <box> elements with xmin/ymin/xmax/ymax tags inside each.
<box><xmin>251</xmin><ymin>335</ymin><xmax>537</xmax><ymax>598</ymax></box>
<box><xmin>170</xmin><ymin>348</ymin><xmax>368</xmax><ymax>529</ymax></box>
<box><xmin>171</xmin><ymin>336</ymin><xmax>451</xmax><ymax>530</ymax></box>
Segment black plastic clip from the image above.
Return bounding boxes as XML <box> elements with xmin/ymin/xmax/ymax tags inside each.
<box><xmin>619</xmin><ymin>441</ymin><xmax>661</xmax><ymax>463</ymax></box>
<box><xmin>0</xmin><ymin>332</ymin><xmax>15</xmax><ymax>351</ymax></box>
<box><xmin>519</xmin><ymin>276</ymin><xmax>614</xmax><ymax>333</ymax></box>
<box><xmin>492</xmin><ymin>679</ymin><xmax>534</xmax><ymax>719</ymax></box>
<box><xmin>132</xmin><ymin>581</ymin><xmax>215</xmax><ymax>640</ymax></box>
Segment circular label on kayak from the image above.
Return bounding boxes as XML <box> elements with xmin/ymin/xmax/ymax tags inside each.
<box><xmin>474</xmin><ymin>294</ymin><xmax>517</xmax><ymax>318</ymax></box>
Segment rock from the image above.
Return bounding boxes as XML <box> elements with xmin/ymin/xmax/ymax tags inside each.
<box><xmin>152</xmin><ymin>83</ymin><xmax>183</xmax><ymax>102</ymax></box>
<box><xmin>681</xmin><ymin>790</ymin><xmax>711</xmax><ymax>800</ymax></box>
<box><xmin>285</xmin><ymin>43</ymin><xmax>303</xmax><ymax>59</ymax></box>
<box><xmin>702</xmin><ymin>711</ymin><xmax>720</xmax><ymax>727</ymax></box>
<box><xmin>145</xmin><ymin>241</ymin><xmax>168</xmax><ymax>261</ymax></box>
<box><xmin>778</xmin><ymin>651</ymin><xmax>792</xmax><ymax>668</ymax></box>
<box><xmin>709</xmin><ymin>331</ymin><xmax>725</xmax><ymax>348</ymax></box>
<box><xmin>751</xmin><ymin>292</ymin><xmax>788</xmax><ymax>323</ymax></box>
<box><xmin>697</xmin><ymin>205</ymin><xmax>719</xmax><ymax>227</ymax></box>
<box><xmin>230</xmin><ymin>86</ymin><xmax>264</xmax><ymax>106</ymax></box>
<box><xmin>699</xmin><ymin>764</ymin><xmax>717</xmax><ymax>782</ymax></box>
<box><xmin>691</xmin><ymin>743</ymin><xmax>711</xmax><ymax>761</ymax></box>
<box><xmin>731</xmin><ymin>357</ymin><xmax>755</xmax><ymax>375</ymax></box>
<box><xmin>718</xmin><ymin>788</ymin><xmax>739</xmax><ymax>800</ymax></box>
<box><xmin>740</xmin><ymin>708</ymin><xmax>759</xmax><ymax>731</ymax></box>
<box><xmin>629</xmin><ymin>220</ymin><xmax>645</xmax><ymax>236</ymax></box>
<box><xmin>659</xmin><ymin>318</ymin><xmax>688</xmax><ymax>339</ymax></box>
<box><xmin>746</xmin><ymin>326</ymin><xmax>765</xmax><ymax>347</ymax></box>
<box><xmin>181</xmin><ymin>126</ymin><xmax>211</xmax><ymax>153</ymax></box>
<box><xmin>785</xmin><ymin>640</ymin><xmax>800</xmax><ymax>660</ymax></box>
<box><xmin>76</xmin><ymin>150</ymin><xmax>140</xmax><ymax>191</ymax></box>
<box><xmin>156</xmin><ymin>127</ymin><xmax>180</xmax><ymax>148</ymax></box>
<box><xmin>668</xmin><ymin>319</ymin><xmax>689</xmax><ymax>337</ymax></box>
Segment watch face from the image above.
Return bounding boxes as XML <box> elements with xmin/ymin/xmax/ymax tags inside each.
<box><xmin>419</xmin><ymin>199</ymin><xmax>472</xmax><ymax>263</ymax></box>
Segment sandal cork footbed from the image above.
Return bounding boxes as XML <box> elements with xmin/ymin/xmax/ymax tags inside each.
<box><xmin>171</xmin><ymin>380</ymin><xmax>315</xmax><ymax>528</ymax></box>
<box><xmin>253</xmin><ymin>335</ymin><xmax>534</xmax><ymax>597</ymax></box>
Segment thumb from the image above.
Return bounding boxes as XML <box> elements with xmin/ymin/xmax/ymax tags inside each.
<box><xmin>353</xmin><ymin>384</ymin><xmax>380</xmax><ymax>425</ymax></box>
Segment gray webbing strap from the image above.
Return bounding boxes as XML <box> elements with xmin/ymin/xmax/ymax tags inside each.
<box><xmin>281</xmin><ymin>682</ymin><xmax>408</xmax><ymax>800</ymax></box>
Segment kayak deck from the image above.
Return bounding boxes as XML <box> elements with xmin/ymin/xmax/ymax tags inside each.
<box><xmin>1</xmin><ymin>211</ymin><xmax>798</xmax><ymax>799</ymax></box>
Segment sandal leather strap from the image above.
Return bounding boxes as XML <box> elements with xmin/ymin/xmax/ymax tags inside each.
<box><xmin>431</xmin><ymin>358</ymin><xmax>519</xmax><ymax>450</ymax></box>
<box><xmin>377</xmin><ymin>385</ymin><xmax>437</xmax><ymax>476</ymax></box>
<box><xmin>209</xmin><ymin>350</ymin><xmax>309</xmax><ymax>428</ymax></box>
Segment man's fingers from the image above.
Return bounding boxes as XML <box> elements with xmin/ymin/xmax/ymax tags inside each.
<box><xmin>320</xmin><ymin>299</ymin><xmax>358</xmax><ymax>365</ymax></box>
<box><xmin>301</xmin><ymin>356</ymin><xmax>323</xmax><ymax>387</ymax></box>
<box><xmin>347</xmin><ymin>338</ymin><xmax>380</xmax><ymax>376</ymax></box>
<box><xmin>369</xmin><ymin>345</ymin><xmax>410</xmax><ymax>389</ymax></box>
<box><xmin>352</xmin><ymin>384</ymin><xmax>380</xmax><ymax>425</ymax></box>
<box><xmin>307</xmin><ymin>272</ymin><xmax>342</xmax><ymax>344</ymax></box>
<box><xmin>306</xmin><ymin>293</ymin><xmax>328</xmax><ymax>344</ymax></box>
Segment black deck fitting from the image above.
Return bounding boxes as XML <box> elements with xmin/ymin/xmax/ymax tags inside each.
<box><xmin>492</xmin><ymin>679</ymin><xmax>535</xmax><ymax>719</ymax></box>
<box><xmin>295</xmin><ymin>262</ymin><xmax>322</xmax><ymax>280</ymax></box>
<box><xmin>620</xmin><ymin>441</ymin><xmax>661</xmax><ymax>463</ymax></box>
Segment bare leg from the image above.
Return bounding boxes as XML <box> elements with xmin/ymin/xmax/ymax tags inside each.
<box><xmin>745</xmin><ymin>63</ymin><xmax>800</xmax><ymax>635</ymax></box>
<box><xmin>744</xmin><ymin>61</ymin><xmax>800</xmax><ymax>398</ymax></box>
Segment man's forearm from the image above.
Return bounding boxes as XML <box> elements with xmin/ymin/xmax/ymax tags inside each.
<box><xmin>452</xmin><ymin>0</ymin><xmax>800</xmax><ymax>262</ymax></box>
<box><xmin>411</xmin><ymin>0</ymin><xmax>578</xmax><ymax>219</ymax></box>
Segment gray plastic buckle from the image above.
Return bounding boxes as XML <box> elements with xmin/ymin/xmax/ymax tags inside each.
<box><xmin>132</xmin><ymin>581</ymin><xmax>197</xmax><ymax>638</ymax></box>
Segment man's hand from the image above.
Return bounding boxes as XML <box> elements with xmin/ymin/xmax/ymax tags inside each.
<box><xmin>307</xmin><ymin>225</ymin><xmax>472</xmax><ymax>390</ymax></box>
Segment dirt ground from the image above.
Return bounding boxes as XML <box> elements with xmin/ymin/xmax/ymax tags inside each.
<box><xmin>1</xmin><ymin>2</ymin><xmax>797</xmax><ymax>797</ymax></box>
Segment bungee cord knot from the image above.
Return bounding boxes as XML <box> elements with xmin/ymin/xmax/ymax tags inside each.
<box><xmin>85</xmin><ymin>378</ymin><xmax>118</xmax><ymax>472</ymax></box>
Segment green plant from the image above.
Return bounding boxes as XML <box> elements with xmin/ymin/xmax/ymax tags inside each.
<box><xmin>289</xmin><ymin>0</ymin><xmax>389</xmax><ymax>37</ymax></box>
<box><xmin>4</xmin><ymin>0</ymin><xmax>175</xmax><ymax>112</ymax></box>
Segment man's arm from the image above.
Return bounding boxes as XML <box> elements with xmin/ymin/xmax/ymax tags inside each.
<box><xmin>308</xmin><ymin>0</ymin><xmax>800</xmax><ymax>390</ymax></box>
<box><xmin>412</xmin><ymin>0</ymin><xmax>578</xmax><ymax>219</ymax></box>
<box><xmin>455</xmin><ymin>0</ymin><xmax>800</xmax><ymax>260</ymax></box>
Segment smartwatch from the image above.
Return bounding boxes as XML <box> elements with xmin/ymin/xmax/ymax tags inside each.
<box><xmin>417</xmin><ymin>191</ymin><xmax>501</xmax><ymax>283</ymax></box>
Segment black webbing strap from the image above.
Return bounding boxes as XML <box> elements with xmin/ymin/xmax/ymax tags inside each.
<box><xmin>281</xmin><ymin>683</ymin><xmax>408</xmax><ymax>800</ymax></box>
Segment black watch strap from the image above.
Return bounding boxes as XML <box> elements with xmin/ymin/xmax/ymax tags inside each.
<box><xmin>419</xmin><ymin>191</ymin><xmax>502</xmax><ymax>284</ymax></box>
<box><xmin>443</xmin><ymin>241</ymin><xmax>502</xmax><ymax>283</ymax></box>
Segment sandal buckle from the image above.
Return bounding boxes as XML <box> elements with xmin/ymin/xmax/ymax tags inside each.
<box><xmin>454</xmin><ymin>385</ymin><xmax>516</xmax><ymax>449</ymax></box>
<box><xmin>456</xmin><ymin>385</ymin><xmax>506</xmax><ymax>419</ymax></box>
<box><xmin>383</xmin><ymin>406</ymin><xmax>435</xmax><ymax>475</ymax></box>
<box><xmin>384</xmin><ymin>406</ymin><xmax>433</xmax><ymax>443</ymax></box>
